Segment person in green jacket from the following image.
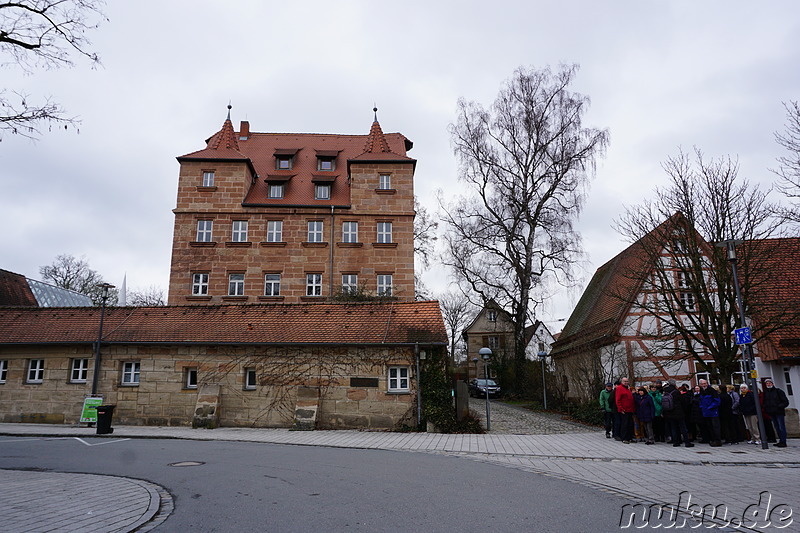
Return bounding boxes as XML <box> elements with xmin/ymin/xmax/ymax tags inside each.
<box><xmin>649</xmin><ymin>383</ymin><xmax>665</xmax><ymax>442</ymax></box>
<box><xmin>599</xmin><ymin>382</ymin><xmax>614</xmax><ymax>438</ymax></box>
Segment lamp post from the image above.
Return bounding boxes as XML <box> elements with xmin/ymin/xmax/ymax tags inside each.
<box><xmin>719</xmin><ymin>240</ymin><xmax>768</xmax><ymax>450</ymax></box>
<box><xmin>538</xmin><ymin>350</ymin><xmax>548</xmax><ymax>410</ymax></box>
<box><xmin>90</xmin><ymin>283</ymin><xmax>115</xmax><ymax>397</ymax></box>
<box><xmin>479</xmin><ymin>347</ymin><xmax>492</xmax><ymax>431</ymax></box>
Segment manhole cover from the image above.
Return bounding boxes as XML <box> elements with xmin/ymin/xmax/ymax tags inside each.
<box><xmin>169</xmin><ymin>461</ymin><xmax>205</xmax><ymax>467</ymax></box>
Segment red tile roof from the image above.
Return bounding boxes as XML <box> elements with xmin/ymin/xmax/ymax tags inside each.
<box><xmin>0</xmin><ymin>301</ymin><xmax>448</xmax><ymax>346</ymax></box>
<box><xmin>178</xmin><ymin>112</ymin><xmax>415</xmax><ymax>207</ymax></box>
<box><xmin>0</xmin><ymin>269</ymin><xmax>37</xmax><ymax>306</ymax></box>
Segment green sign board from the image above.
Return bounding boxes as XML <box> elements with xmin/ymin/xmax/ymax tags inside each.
<box><xmin>80</xmin><ymin>397</ymin><xmax>103</xmax><ymax>423</ymax></box>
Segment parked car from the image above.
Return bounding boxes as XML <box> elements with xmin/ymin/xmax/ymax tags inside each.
<box><xmin>469</xmin><ymin>378</ymin><xmax>501</xmax><ymax>398</ymax></box>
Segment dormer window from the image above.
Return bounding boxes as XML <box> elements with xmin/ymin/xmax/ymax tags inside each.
<box><xmin>276</xmin><ymin>156</ymin><xmax>292</xmax><ymax>170</ymax></box>
<box><xmin>317</xmin><ymin>157</ymin><xmax>335</xmax><ymax>171</ymax></box>
<box><xmin>268</xmin><ymin>183</ymin><xmax>284</xmax><ymax>199</ymax></box>
<box><xmin>315</xmin><ymin>184</ymin><xmax>331</xmax><ymax>200</ymax></box>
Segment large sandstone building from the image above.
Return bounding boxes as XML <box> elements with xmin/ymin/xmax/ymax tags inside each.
<box><xmin>169</xmin><ymin>107</ymin><xmax>416</xmax><ymax>304</ymax></box>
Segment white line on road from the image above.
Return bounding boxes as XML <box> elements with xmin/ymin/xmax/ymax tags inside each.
<box><xmin>74</xmin><ymin>437</ymin><xmax>131</xmax><ymax>446</ymax></box>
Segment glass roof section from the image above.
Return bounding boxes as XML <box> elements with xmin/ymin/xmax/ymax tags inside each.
<box><xmin>27</xmin><ymin>278</ymin><xmax>93</xmax><ymax>307</ymax></box>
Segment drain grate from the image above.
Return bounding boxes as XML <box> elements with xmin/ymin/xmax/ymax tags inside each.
<box><xmin>168</xmin><ymin>461</ymin><xmax>205</xmax><ymax>467</ymax></box>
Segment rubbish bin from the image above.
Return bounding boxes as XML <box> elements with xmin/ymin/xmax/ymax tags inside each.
<box><xmin>95</xmin><ymin>405</ymin><xmax>115</xmax><ymax>435</ymax></box>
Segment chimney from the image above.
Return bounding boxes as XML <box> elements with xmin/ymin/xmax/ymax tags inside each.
<box><xmin>239</xmin><ymin>120</ymin><xmax>250</xmax><ymax>140</ymax></box>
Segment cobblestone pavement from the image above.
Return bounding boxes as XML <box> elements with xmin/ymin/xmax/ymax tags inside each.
<box><xmin>469</xmin><ymin>398</ymin><xmax>593</xmax><ymax>434</ymax></box>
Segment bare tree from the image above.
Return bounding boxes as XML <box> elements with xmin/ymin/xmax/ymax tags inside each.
<box><xmin>39</xmin><ymin>253</ymin><xmax>116</xmax><ymax>305</ymax></box>
<box><xmin>413</xmin><ymin>196</ymin><xmax>438</xmax><ymax>270</ymax></box>
<box><xmin>440</xmin><ymin>64</ymin><xmax>609</xmax><ymax>394</ymax></box>
<box><xmin>1</xmin><ymin>0</ymin><xmax>106</xmax><ymax>138</ymax></box>
<box><xmin>438</xmin><ymin>289</ymin><xmax>476</xmax><ymax>363</ymax></box>
<box><xmin>615</xmin><ymin>148</ymin><xmax>797</xmax><ymax>383</ymax></box>
<box><xmin>128</xmin><ymin>285</ymin><xmax>166</xmax><ymax>307</ymax></box>
<box><xmin>773</xmin><ymin>100</ymin><xmax>800</xmax><ymax>220</ymax></box>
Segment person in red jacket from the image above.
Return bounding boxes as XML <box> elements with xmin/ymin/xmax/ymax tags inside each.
<box><xmin>615</xmin><ymin>377</ymin><xmax>635</xmax><ymax>443</ymax></box>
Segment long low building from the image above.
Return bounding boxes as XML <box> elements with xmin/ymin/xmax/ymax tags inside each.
<box><xmin>0</xmin><ymin>301</ymin><xmax>447</xmax><ymax>430</ymax></box>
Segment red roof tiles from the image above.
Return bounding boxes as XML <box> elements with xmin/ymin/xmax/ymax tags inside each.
<box><xmin>0</xmin><ymin>301</ymin><xmax>448</xmax><ymax>347</ymax></box>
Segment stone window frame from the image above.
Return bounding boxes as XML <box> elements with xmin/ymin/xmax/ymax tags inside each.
<box><xmin>196</xmin><ymin>219</ymin><xmax>214</xmax><ymax>242</ymax></box>
<box><xmin>488</xmin><ymin>335</ymin><xmax>500</xmax><ymax>349</ymax></box>
<box><xmin>231</xmin><ymin>220</ymin><xmax>249</xmax><ymax>243</ymax></box>
<box><xmin>387</xmin><ymin>366</ymin><xmax>410</xmax><ymax>393</ymax></box>
<box><xmin>264</xmin><ymin>273</ymin><xmax>281</xmax><ymax>296</ymax></box>
<box><xmin>0</xmin><ymin>359</ymin><xmax>7</xmax><ymax>383</ymax></box>
<box><xmin>27</xmin><ymin>359</ymin><xmax>44</xmax><ymax>384</ymax></box>
<box><xmin>192</xmin><ymin>272</ymin><xmax>209</xmax><ymax>296</ymax></box>
<box><xmin>307</xmin><ymin>220</ymin><xmax>324</xmax><ymax>243</ymax></box>
<box><xmin>378</xmin><ymin>173</ymin><xmax>391</xmax><ymax>190</ymax></box>
<box><xmin>342</xmin><ymin>221</ymin><xmax>358</xmax><ymax>243</ymax></box>
<box><xmin>184</xmin><ymin>368</ymin><xmax>198</xmax><ymax>390</ymax></box>
<box><xmin>306</xmin><ymin>273</ymin><xmax>322</xmax><ymax>297</ymax></box>
<box><xmin>376</xmin><ymin>221</ymin><xmax>392</xmax><ymax>244</ymax></box>
<box><xmin>202</xmin><ymin>170</ymin><xmax>215</xmax><ymax>187</ymax></box>
<box><xmin>228</xmin><ymin>273</ymin><xmax>245</xmax><ymax>296</ymax></box>
<box><xmin>244</xmin><ymin>368</ymin><xmax>257</xmax><ymax>390</ymax></box>
<box><xmin>341</xmin><ymin>274</ymin><xmax>358</xmax><ymax>294</ymax></box>
<box><xmin>70</xmin><ymin>358</ymin><xmax>89</xmax><ymax>383</ymax></box>
<box><xmin>266</xmin><ymin>220</ymin><xmax>283</xmax><ymax>243</ymax></box>
<box><xmin>121</xmin><ymin>361</ymin><xmax>140</xmax><ymax>386</ymax></box>
<box><xmin>377</xmin><ymin>274</ymin><xmax>393</xmax><ymax>296</ymax></box>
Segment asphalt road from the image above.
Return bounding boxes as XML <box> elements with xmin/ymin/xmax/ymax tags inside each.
<box><xmin>0</xmin><ymin>436</ymin><xmax>632</xmax><ymax>532</ymax></box>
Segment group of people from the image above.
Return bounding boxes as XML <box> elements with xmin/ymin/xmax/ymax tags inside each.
<box><xmin>599</xmin><ymin>377</ymin><xmax>790</xmax><ymax>448</ymax></box>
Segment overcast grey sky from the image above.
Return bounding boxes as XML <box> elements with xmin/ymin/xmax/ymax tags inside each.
<box><xmin>2</xmin><ymin>1</ymin><xmax>799</xmax><ymax>324</ymax></box>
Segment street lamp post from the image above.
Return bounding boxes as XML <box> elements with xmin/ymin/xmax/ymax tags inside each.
<box><xmin>90</xmin><ymin>283</ymin><xmax>115</xmax><ymax>398</ymax></box>
<box><xmin>538</xmin><ymin>350</ymin><xmax>548</xmax><ymax>410</ymax></box>
<box><xmin>721</xmin><ymin>240</ymin><xmax>769</xmax><ymax>450</ymax></box>
<box><xmin>479</xmin><ymin>347</ymin><xmax>492</xmax><ymax>431</ymax></box>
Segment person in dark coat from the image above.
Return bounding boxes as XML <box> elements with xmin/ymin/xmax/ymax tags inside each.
<box><xmin>599</xmin><ymin>383</ymin><xmax>614</xmax><ymax>438</ymax></box>
<box><xmin>690</xmin><ymin>385</ymin><xmax>707</xmax><ymax>442</ymax></box>
<box><xmin>739</xmin><ymin>383</ymin><xmax>761</xmax><ymax>444</ymax></box>
<box><xmin>762</xmin><ymin>378</ymin><xmax>790</xmax><ymax>447</ymax></box>
<box><xmin>699</xmin><ymin>379</ymin><xmax>722</xmax><ymax>447</ymax></box>
<box><xmin>662</xmin><ymin>379</ymin><xmax>693</xmax><ymax>447</ymax></box>
<box><xmin>718</xmin><ymin>386</ymin><xmax>736</xmax><ymax>444</ymax></box>
<box><xmin>635</xmin><ymin>387</ymin><xmax>655</xmax><ymax>444</ymax></box>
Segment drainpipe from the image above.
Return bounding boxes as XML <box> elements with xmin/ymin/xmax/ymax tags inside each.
<box><xmin>329</xmin><ymin>205</ymin><xmax>335</xmax><ymax>297</ymax></box>
<box><xmin>415</xmin><ymin>342</ymin><xmax>422</xmax><ymax>428</ymax></box>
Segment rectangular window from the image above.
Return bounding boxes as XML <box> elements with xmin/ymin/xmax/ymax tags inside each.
<box><xmin>314</xmin><ymin>184</ymin><xmax>331</xmax><ymax>200</ymax></box>
<box><xmin>0</xmin><ymin>360</ymin><xmax>7</xmax><ymax>383</ymax></box>
<box><xmin>388</xmin><ymin>366</ymin><xmax>409</xmax><ymax>392</ymax></box>
<box><xmin>379</xmin><ymin>174</ymin><xmax>391</xmax><ymax>190</ymax></box>
<box><xmin>268</xmin><ymin>184</ymin><xmax>284</xmax><ymax>198</ymax></box>
<box><xmin>196</xmin><ymin>220</ymin><xmax>213</xmax><ymax>242</ymax></box>
<box><xmin>785</xmin><ymin>368</ymin><xmax>793</xmax><ymax>396</ymax></box>
<box><xmin>264</xmin><ymin>274</ymin><xmax>281</xmax><ymax>296</ymax></box>
<box><xmin>244</xmin><ymin>368</ymin><xmax>257</xmax><ymax>390</ymax></box>
<box><xmin>27</xmin><ymin>359</ymin><xmax>44</xmax><ymax>383</ymax></box>
<box><xmin>680</xmin><ymin>292</ymin><xmax>695</xmax><ymax>311</ymax></box>
<box><xmin>202</xmin><ymin>171</ymin><xmax>215</xmax><ymax>187</ymax></box>
<box><xmin>342</xmin><ymin>221</ymin><xmax>358</xmax><ymax>243</ymax></box>
<box><xmin>192</xmin><ymin>273</ymin><xmax>209</xmax><ymax>295</ymax></box>
<box><xmin>377</xmin><ymin>222</ymin><xmax>392</xmax><ymax>243</ymax></box>
<box><xmin>228</xmin><ymin>273</ymin><xmax>245</xmax><ymax>296</ymax></box>
<box><xmin>276</xmin><ymin>156</ymin><xmax>292</xmax><ymax>170</ymax></box>
<box><xmin>488</xmin><ymin>336</ymin><xmax>500</xmax><ymax>349</ymax></box>
<box><xmin>306</xmin><ymin>273</ymin><xmax>322</xmax><ymax>296</ymax></box>
<box><xmin>318</xmin><ymin>158</ymin><xmax>335</xmax><ymax>171</ymax></box>
<box><xmin>308</xmin><ymin>221</ymin><xmax>324</xmax><ymax>243</ymax></box>
<box><xmin>266</xmin><ymin>220</ymin><xmax>283</xmax><ymax>242</ymax></box>
<box><xmin>121</xmin><ymin>362</ymin><xmax>140</xmax><ymax>385</ymax></box>
<box><xmin>71</xmin><ymin>358</ymin><xmax>89</xmax><ymax>383</ymax></box>
<box><xmin>231</xmin><ymin>221</ymin><xmax>248</xmax><ymax>242</ymax></box>
<box><xmin>377</xmin><ymin>274</ymin><xmax>393</xmax><ymax>296</ymax></box>
<box><xmin>342</xmin><ymin>274</ymin><xmax>358</xmax><ymax>294</ymax></box>
<box><xmin>185</xmin><ymin>368</ymin><xmax>198</xmax><ymax>389</ymax></box>
<box><xmin>487</xmin><ymin>310</ymin><xmax>497</xmax><ymax>322</ymax></box>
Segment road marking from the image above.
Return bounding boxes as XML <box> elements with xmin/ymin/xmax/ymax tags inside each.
<box><xmin>74</xmin><ymin>437</ymin><xmax>131</xmax><ymax>446</ymax></box>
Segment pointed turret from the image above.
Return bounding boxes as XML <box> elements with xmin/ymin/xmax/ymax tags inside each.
<box><xmin>177</xmin><ymin>105</ymin><xmax>254</xmax><ymax>174</ymax></box>
<box><xmin>208</xmin><ymin>104</ymin><xmax>240</xmax><ymax>151</ymax></box>
<box><xmin>362</xmin><ymin>107</ymin><xmax>392</xmax><ymax>154</ymax></box>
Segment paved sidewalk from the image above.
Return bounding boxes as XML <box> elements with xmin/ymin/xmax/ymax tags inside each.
<box><xmin>1</xmin><ymin>422</ymin><xmax>797</xmax><ymax>531</ymax></box>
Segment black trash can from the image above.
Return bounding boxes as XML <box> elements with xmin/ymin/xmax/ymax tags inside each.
<box><xmin>95</xmin><ymin>405</ymin><xmax>115</xmax><ymax>435</ymax></box>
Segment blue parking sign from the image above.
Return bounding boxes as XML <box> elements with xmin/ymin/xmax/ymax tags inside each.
<box><xmin>734</xmin><ymin>327</ymin><xmax>752</xmax><ymax>345</ymax></box>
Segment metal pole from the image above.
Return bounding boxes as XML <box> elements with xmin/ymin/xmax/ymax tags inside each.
<box><xmin>484</xmin><ymin>361</ymin><xmax>491</xmax><ymax>431</ymax></box>
<box><xmin>541</xmin><ymin>356</ymin><xmax>548</xmax><ymax>410</ymax></box>
<box><xmin>726</xmin><ymin>242</ymin><xmax>768</xmax><ymax>450</ymax></box>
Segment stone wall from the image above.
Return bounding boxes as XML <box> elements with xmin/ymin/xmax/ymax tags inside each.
<box><xmin>0</xmin><ymin>343</ymin><xmax>416</xmax><ymax>430</ymax></box>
